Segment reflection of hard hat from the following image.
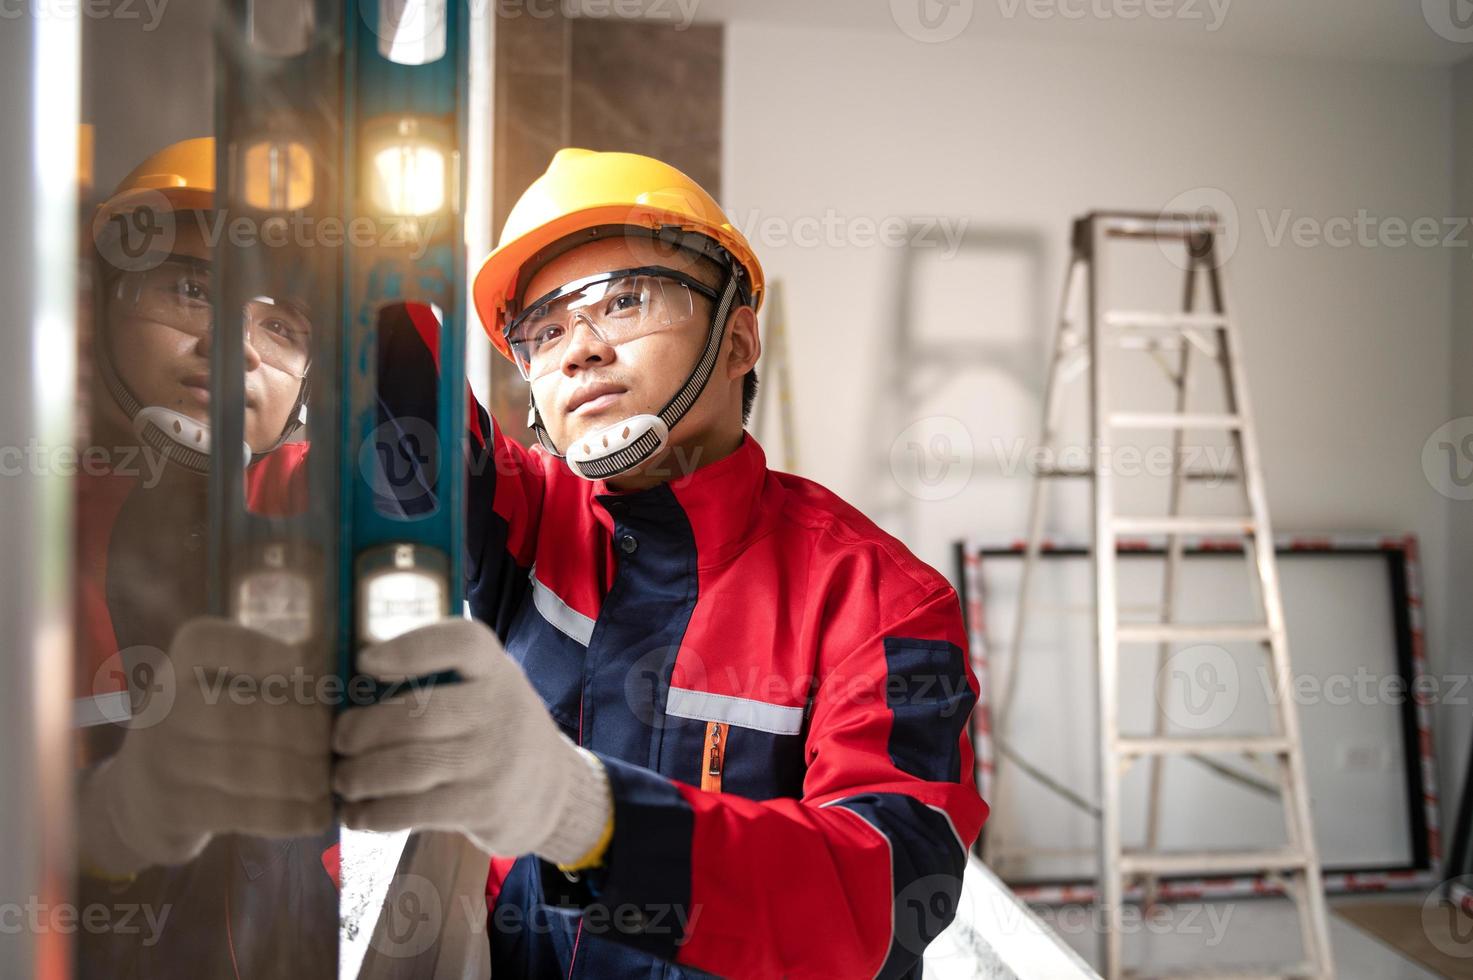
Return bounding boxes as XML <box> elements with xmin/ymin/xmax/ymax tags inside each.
<box><xmin>472</xmin><ymin>148</ymin><xmax>765</xmax><ymax>363</ymax></box>
<box><xmin>96</xmin><ymin>136</ymin><xmax>214</xmax><ymax>223</ymax></box>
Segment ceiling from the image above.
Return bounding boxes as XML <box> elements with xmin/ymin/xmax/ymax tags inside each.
<box><xmin>593</xmin><ymin>0</ymin><xmax>1473</xmax><ymax>67</ymax></box>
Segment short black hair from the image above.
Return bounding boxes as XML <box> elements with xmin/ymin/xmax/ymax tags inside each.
<box><xmin>685</xmin><ymin>252</ymin><xmax>759</xmax><ymax>429</ymax></box>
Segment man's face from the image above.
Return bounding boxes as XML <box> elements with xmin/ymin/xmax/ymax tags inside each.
<box><xmin>104</xmin><ymin>220</ymin><xmax>307</xmax><ymax>453</ymax></box>
<box><xmin>519</xmin><ymin>236</ymin><xmax>722</xmax><ymax>454</ymax></box>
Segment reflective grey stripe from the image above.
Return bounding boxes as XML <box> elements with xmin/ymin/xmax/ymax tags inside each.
<box><xmin>665</xmin><ymin>686</ymin><xmax>805</xmax><ymax>736</ymax></box>
<box><xmin>530</xmin><ymin>568</ymin><xmax>596</xmax><ymax>646</ymax></box>
<box><xmin>74</xmin><ymin>691</ymin><xmax>131</xmax><ymax>729</ymax></box>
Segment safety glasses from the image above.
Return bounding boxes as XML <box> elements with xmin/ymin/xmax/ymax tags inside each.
<box><xmin>505</xmin><ymin>266</ymin><xmax>719</xmax><ymax>381</ymax></box>
<box><xmin>109</xmin><ymin>255</ymin><xmax>313</xmax><ymax>379</ymax></box>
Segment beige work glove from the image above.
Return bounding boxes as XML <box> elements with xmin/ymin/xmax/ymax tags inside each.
<box><xmin>78</xmin><ymin>618</ymin><xmax>333</xmax><ymax>878</ymax></box>
<box><xmin>332</xmin><ymin>618</ymin><xmax>611</xmax><ymax>867</ymax></box>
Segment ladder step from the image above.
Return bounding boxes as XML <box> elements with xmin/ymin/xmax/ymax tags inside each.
<box><xmin>1185</xmin><ymin>468</ymin><xmax>1240</xmax><ymax>482</ymax></box>
<box><xmin>1110</xmin><ymin>412</ymin><xmax>1242</xmax><ymax>430</ymax></box>
<box><xmin>1104</xmin><ymin>311</ymin><xmax>1228</xmax><ymax>330</ymax></box>
<box><xmin>1112</xmin><ymin>516</ymin><xmax>1257</xmax><ymax>535</ymax></box>
<box><xmin>1036</xmin><ymin>464</ymin><xmax>1093</xmax><ymax>478</ymax></box>
<box><xmin>1037</xmin><ymin>465</ymin><xmax>1237</xmax><ymax>481</ymax></box>
<box><xmin>1119</xmin><ymin>848</ymin><xmax>1307</xmax><ymax>876</ymax></box>
<box><xmin>1094</xmin><ymin>212</ymin><xmax>1223</xmax><ymax>240</ymax></box>
<box><xmin>1117</xmin><ymin>623</ymin><xmax>1275</xmax><ymax>644</ymax></box>
<box><xmin>1117</xmin><ymin>735</ymin><xmax>1292</xmax><ymax>757</ymax></box>
<box><xmin>1124</xmin><ymin>965</ymin><xmax>1319</xmax><ymax>980</ymax></box>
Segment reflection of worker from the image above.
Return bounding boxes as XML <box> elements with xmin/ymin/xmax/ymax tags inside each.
<box><xmin>74</xmin><ymin>138</ymin><xmax>332</xmax><ymax>980</ymax></box>
<box><xmin>326</xmin><ymin>150</ymin><xmax>990</xmax><ymax>978</ymax></box>
<box><xmin>77</xmin><ymin>137</ymin><xmax>311</xmax><ymax>704</ymax></box>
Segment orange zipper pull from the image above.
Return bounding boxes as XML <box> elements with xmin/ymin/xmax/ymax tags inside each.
<box><xmin>701</xmin><ymin>721</ymin><xmax>727</xmax><ymax>792</ymax></box>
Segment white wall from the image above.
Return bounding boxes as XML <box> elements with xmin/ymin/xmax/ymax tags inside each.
<box><xmin>725</xmin><ymin>22</ymin><xmax>1462</xmax><ymax>833</ymax></box>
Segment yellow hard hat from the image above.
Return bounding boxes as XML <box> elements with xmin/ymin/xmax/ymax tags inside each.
<box><xmin>472</xmin><ymin>148</ymin><xmax>764</xmax><ymax>363</ymax></box>
<box><xmin>96</xmin><ymin>136</ymin><xmax>215</xmax><ymax>223</ymax></box>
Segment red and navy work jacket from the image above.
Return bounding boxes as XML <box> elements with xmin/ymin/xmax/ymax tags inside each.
<box><xmin>467</xmin><ymin>408</ymin><xmax>988</xmax><ymax>980</ymax></box>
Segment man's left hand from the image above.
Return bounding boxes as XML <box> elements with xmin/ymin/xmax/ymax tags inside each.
<box><xmin>332</xmin><ymin>618</ymin><xmax>612</xmax><ymax>866</ymax></box>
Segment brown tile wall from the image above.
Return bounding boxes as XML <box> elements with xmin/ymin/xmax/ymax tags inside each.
<box><xmin>488</xmin><ymin>12</ymin><xmax>723</xmax><ymax>443</ymax></box>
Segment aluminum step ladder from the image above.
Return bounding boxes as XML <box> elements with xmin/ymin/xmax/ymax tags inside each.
<box><xmin>1002</xmin><ymin>211</ymin><xmax>1335</xmax><ymax>980</ymax></box>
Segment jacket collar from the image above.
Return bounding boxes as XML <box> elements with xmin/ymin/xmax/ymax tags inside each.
<box><xmin>591</xmin><ymin>433</ymin><xmax>773</xmax><ymax>569</ymax></box>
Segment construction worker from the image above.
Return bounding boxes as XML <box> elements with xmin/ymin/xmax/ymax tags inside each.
<box><xmin>328</xmin><ymin>149</ymin><xmax>990</xmax><ymax>978</ymax></box>
<box><xmin>74</xmin><ymin>138</ymin><xmax>333</xmax><ymax>980</ymax></box>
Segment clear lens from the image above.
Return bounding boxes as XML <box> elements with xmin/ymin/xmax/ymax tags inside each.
<box><xmin>244</xmin><ymin>296</ymin><xmax>313</xmax><ymax>378</ymax></box>
<box><xmin>507</xmin><ymin>273</ymin><xmax>698</xmax><ymax>380</ymax></box>
<box><xmin>111</xmin><ymin>261</ymin><xmax>313</xmax><ymax>378</ymax></box>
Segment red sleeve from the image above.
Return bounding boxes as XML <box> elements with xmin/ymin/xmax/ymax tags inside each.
<box><xmin>580</xmin><ymin>586</ymin><xmax>986</xmax><ymax>979</ymax></box>
<box><xmin>464</xmin><ymin>401</ymin><xmax>551</xmax><ymax>638</ymax></box>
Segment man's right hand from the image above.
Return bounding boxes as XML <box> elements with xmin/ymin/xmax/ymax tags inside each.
<box><xmin>78</xmin><ymin>617</ymin><xmax>332</xmax><ymax>878</ymax></box>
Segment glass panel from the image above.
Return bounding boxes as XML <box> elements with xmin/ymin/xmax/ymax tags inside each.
<box><xmin>249</xmin><ymin>0</ymin><xmax>315</xmax><ymax>57</ymax></box>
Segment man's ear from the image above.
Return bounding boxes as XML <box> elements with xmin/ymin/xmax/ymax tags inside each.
<box><xmin>725</xmin><ymin>305</ymin><xmax>761</xmax><ymax>380</ymax></box>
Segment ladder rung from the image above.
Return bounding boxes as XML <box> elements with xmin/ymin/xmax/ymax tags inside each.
<box><xmin>1124</xmin><ymin>966</ymin><xmax>1319</xmax><ymax>980</ymax></box>
<box><xmin>1036</xmin><ymin>465</ymin><xmax>1092</xmax><ymax>479</ymax></box>
<box><xmin>1105</xmin><ymin>311</ymin><xmax>1228</xmax><ymax>330</ymax></box>
<box><xmin>1096</xmin><ymin>214</ymin><xmax>1223</xmax><ymax>239</ymax></box>
<box><xmin>1185</xmin><ymin>468</ymin><xmax>1240</xmax><ymax>482</ymax></box>
<box><xmin>1112</xmin><ymin>516</ymin><xmax>1257</xmax><ymax>535</ymax></box>
<box><xmin>1117</xmin><ymin>735</ymin><xmax>1292</xmax><ymax>757</ymax></box>
<box><xmin>1119</xmin><ymin>848</ymin><xmax>1306</xmax><ymax>876</ymax></box>
<box><xmin>1111</xmin><ymin>335</ymin><xmax>1190</xmax><ymax>351</ymax></box>
<box><xmin>1110</xmin><ymin>412</ymin><xmax>1242</xmax><ymax>430</ymax></box>
<box><xmin>1037</xmin><ymin>466</ymin><xmax>1238</xmax><ymax>481</ymax></box>
<box><xmin>1117</xmin><ymin>623</ymin><xmax>1275</xmax><ymax>644</ymax></box>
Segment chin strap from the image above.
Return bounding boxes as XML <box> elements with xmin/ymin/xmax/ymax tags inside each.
<box><xmin>95</xmin><ymin>324</ymin><xmax>308</xmax><ymax>476</ymax></box>
<box><xmin>529</xmin><ymin>272</ymin><xmax>741</xmax><ymax>482</ymax></box>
